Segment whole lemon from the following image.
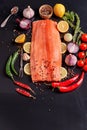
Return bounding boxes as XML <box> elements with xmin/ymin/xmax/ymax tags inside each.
<box><xmin>53</xmin><ymin>3</ymin><xmax>65</xmax><ymax>18</ymax></box>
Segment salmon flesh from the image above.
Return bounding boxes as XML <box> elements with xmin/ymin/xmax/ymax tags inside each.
<box><xmin>30</xmin><ymin>19</ymin><xmax>62</xmax><ymax>82</ymax></box>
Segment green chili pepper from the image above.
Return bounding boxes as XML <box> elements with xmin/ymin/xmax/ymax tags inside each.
<box><xmin>11</xmin><ymin>50</ymin><xmax>19</xmax><ymax>75</ymax></box>
<box><xmin>6</xmin><ymin>55</ymin><xmax>14</xmax><ymax>80</ymax></box>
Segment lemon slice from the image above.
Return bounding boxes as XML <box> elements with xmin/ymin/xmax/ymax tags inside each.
<box><xmin>24</xmin><ymin>63</ymin><xmax>31</xmax><ymax>75</ymax></box>
<box><xmin>23</xmin><ymin>42</ymin><xmax>31</xmax><ymax>53</ymax></box>
<box><xmin>61</xmin><ymin>42</ymin><xmax>67</xmax><ymax>54</ymax></box>
<box><xmin>57</xmin><ymin>20</ymin><xmax>69</xmax><ymax>33</ymax></box>
<box><xmin>15</xmin><ymin>34</ymin><xmax>26</xmax><ymax>43</ymax></box>
<box><xmin>60</xmin><ymin>67</ymin><xmax>67</xmax><ymax>79</ymax></box>
<box><xmin>53</xmin><ymin>3</ymin><xmax>65</xmax><ymax>18</ymax></box>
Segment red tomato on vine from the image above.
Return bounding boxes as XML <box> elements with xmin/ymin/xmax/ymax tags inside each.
<box><xmin>79</xmin><ymin>43</ymin><xmax>87</xmax><ymax>51</ymax></box>
<box><xmin>77</xmin><ymin>60</ymin><xmax>84</xmax><ymax>67</ymax></box>
<box><xmin>83</xmin><ymin>64</ymin><xmax>87</xmax><ymax>71</ymax></box>
<box><xmin>78</xmin><ymin>52</ymin><xmax>85</xmax><ymax>59</ymax></box>
<box><xmin>81</xmin><ymin>33</ymin><xmax>87</xmax><ymax>42</ymax></box>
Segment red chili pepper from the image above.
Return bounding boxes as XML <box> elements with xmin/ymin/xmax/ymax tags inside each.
<box><xmin>52</xmin><ymin>74</ymin><xmax>79</xmax><ymax>88</ymax></box>
<box><xmin>14</xmin><ymin>80</ymin><xmax>35</xmax><ymax>94</ymax></box>
<box><xmin>58</xmin><ymin>72</ymin><xmax>84</xmax><ymax>93</ymax></box>
<box><xmin>16</xmin><ymin>88</ymin><xmax>36</xmax><ymax>99</ymax></box>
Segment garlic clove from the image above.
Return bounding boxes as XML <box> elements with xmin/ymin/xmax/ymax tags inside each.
<box><xmin>23</xmin><ymin>5</ymin><xmax>35</xmax><ymax>19</ymax></box>
<box><xmin>22</xmin><ymin>53</ymin><xmax>30</xmax><ymax>61</ymax></box>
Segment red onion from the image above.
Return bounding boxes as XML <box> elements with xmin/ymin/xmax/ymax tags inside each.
<box><xmin>65</xmin><ymin>54</ymin><xmax>77</xmax><ymax>66</ymax></box>
<box><xmin>67</xmin><ymin>42</ymin><xmax>79</xmax><ymax>53</ymax></box>
<box><xmin>16</xmin><ymin>18</ymin><xmax>31</xmax><ymax>30</ymax></box>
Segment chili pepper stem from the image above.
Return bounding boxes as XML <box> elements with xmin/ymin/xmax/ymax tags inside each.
<box><xmin>12</xmin><ymin>77</ymin><xmax>15</xmax><ymax>81</ymax></box>
<box><xmin>29</xmin><ymin>88</ymin><xmax>36</xmax><ymax>95</ymax></box>
<box><xmin>30</xmin><ymin>95</ymin><xmax>36</xmax><ymax>99</ymax></box>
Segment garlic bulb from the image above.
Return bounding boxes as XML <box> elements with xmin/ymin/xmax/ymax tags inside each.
<box><xmin>23</xmin><ymin>6</ymin><xmax>35</xmax><ymax>19</ymax></box>
<box><xmin>65</xmin><ymin>54</ymin><xmax>77</xmax><ymax>66</ymax></box>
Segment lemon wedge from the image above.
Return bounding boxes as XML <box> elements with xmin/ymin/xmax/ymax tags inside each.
<box><xmin>23</xmin><ymin>42</ymin><xmax>31</xmax><ymax>53</ymax></box>
<box><xmin>15</xmin><ymin>34</ymin><xmax>26</xmax><ymax>43</ymax></box>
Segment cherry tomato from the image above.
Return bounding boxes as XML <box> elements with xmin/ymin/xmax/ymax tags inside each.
<box><xmin>81</xmin><ymin>33</ymin><xmax>87</xmax><ymax>42</ymax></box>
<box><xmin>78</xmin><ymin>52</ymin><xmax>85</xmax><ymax>59</ymax></box>
<box><xmin>84</xmin><ymin>58</ymin><xmax>87</xmax><ymax>64</ymax></box>
<box><xmin>79</xmin><ymin>43</ymin><xmax>87</xmax><ymax>51</ymax></box>
<box><xmin>83</xmin><ymin>64</ymin><xmax>87</xmax><ymax>71</ymax></box>
<box><xmin>77</xmin><ymin>60</ymin><xmax>84</xmax><ymax>67</ymax></box>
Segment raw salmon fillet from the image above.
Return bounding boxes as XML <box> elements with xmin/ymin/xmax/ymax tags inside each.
<box><xmin>30</xmin><ymin>19</ymin><xmax>62</xmax><ymax>82</ymax></box>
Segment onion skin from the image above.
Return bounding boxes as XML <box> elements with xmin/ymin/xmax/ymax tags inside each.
<box><xmin>65</xmin><ymin>54</ymin><xmax>77</xmax><ymax>66</ymax></box>
<box><xmin>67</xmin><ymin>42</ymin><xmax>79</xmax><ymax>53</ymax></box>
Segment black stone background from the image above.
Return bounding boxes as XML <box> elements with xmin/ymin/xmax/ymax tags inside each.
<box><xmin>0</xmin><ymin>0</ymin><xmax>87</xmax><ymax>130</ymax></box>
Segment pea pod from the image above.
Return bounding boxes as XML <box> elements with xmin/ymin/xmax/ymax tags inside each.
<box><xmin>11</xmin><ymin>50</ymin><xmax>19</xmax><ymax>75</ymax></box>
<box><xmin>6</xmin><ymin>55</ymin><xmax>14</xmax><ymax>80</ymax></box>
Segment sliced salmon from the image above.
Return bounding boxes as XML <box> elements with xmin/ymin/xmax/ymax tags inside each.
<box><xmin>30</xmin><ymin>19</ymin><xmax>62</xmax><ymax>82</ymax></box>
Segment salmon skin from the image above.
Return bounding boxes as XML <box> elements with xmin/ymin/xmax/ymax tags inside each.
<box><xmin>30</xmin><ymin>19</ymin><xmax>62</xmax><ymax>82</ymax></box>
